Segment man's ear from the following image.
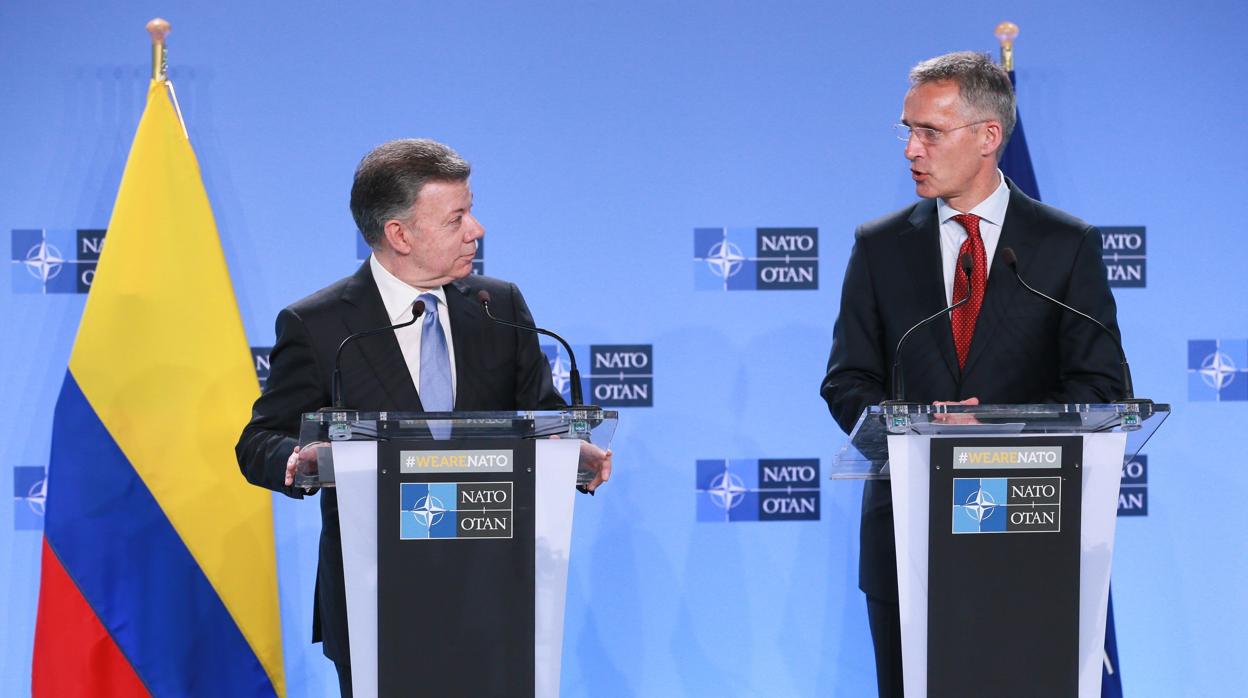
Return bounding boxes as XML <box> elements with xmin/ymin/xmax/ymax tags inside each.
<box><xmin>381</xmin><ymin>219</ymin><xmax>411</xmax><ymax>254</ymax></box>
<box><xmin>981</xmin><ymin>121</ymin><xmax>1004</xmax><ymax>157</ymax></box>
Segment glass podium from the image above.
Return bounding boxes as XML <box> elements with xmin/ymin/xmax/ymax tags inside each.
<box><xmin>831</xmin><ymin>401</ymin><xmax>1169</xmax><ymax>479</ymax></box>
<box><xmin>831</xmin><ymin>401</ymin><xmax>1171</xmax><ymax>696</ymax></box>
<box><xmin>305</xmin><ymin>406</ymin><xmax>618</xmax><ymax>697</ymax></box>
<box><xmin>294</xmin><ymin>407</ymin><xmax>618</xmax><ymax>488</ymax></box>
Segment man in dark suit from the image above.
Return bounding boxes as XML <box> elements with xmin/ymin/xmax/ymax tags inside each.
<box><xmin>236</xmin><ymin>139</ymin><xmax>610</xmax><ymax>697</ymax></box>
<box><xmin>820</xmin><ymin>52</ymin><xmax>1123</xmax><ymax>697</ymax></box>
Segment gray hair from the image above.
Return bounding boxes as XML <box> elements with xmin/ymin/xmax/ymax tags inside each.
<box><xmin>909</xmin><ymin>51</ymin><xmax>1016</xmax><ymax>156</ymax></box>
<box><xmin>350</xmin><ymin>139</ymin><xmax>472</xmax><ymax>248</ymax></box>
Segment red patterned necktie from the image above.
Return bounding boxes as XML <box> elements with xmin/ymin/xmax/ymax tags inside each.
<box><xmin>950</xmin><ymin>213</ymin><xmax>986</xmax><ymax>369</ymax></box>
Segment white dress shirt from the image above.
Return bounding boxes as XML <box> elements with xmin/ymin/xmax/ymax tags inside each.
<box><xmin>936</xmin><ymin>171</ymin><xmax>1011</xmax><ymax>304</ymax></box>
<box><xmin>369</xmin><ymin>255</ymin><xmax>458</xmax><ymax>399</ymax></box>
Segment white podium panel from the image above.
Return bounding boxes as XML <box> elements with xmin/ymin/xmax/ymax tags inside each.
<box><xmin>334</xmin><ymin>439</ymin><xmax>579</xmax><ymax>698</ymax></box>
<box><xmin>889</xmin><ymin>432</ymin><xmax>1126</xmax><ymax>698</ymax></box>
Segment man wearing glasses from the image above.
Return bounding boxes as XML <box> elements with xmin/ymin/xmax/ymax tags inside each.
<box><xmin>820</xmin><ymin>51</ymin><xmax>1122</xmax><ymax>697</ymax></box>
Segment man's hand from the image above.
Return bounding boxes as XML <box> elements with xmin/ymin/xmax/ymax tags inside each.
<box><xmin>552</xmin><ymin>435</ymin><xmax>614</xmax><ymax>493</ymax></box>
<box><xmin>932</xmin><ymin>396</ymin><xmax>981</xmax><ymax>424</ymax></box>
<box><xmin>285</xmin><ymin>443</ymin><xmax>323</xmax><ymax>487</ymax></box>
<box><xmin>579</xmin><ymin>441</ymin><xmax>613</xmax><ymax>493</ymax></box>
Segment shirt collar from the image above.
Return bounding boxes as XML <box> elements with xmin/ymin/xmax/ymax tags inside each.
<box><xmin>369</xmin><ymin>255</ymin><xmax>447</xmax><ymax>322</ymax></box>
<box><xmin>937</xmin><ymin>170</ymin><xmax>1010</xmax><ymax>227</ymax></box>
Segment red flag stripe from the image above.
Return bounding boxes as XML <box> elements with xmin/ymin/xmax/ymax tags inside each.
<box><xmin>32</xmin><ymin>539</ymin><xmax>150</xmax><ymax>698</ymax></box>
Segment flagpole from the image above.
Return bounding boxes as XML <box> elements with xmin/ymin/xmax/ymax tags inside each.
<box><xmin>995</xmin><ymin>21</ymin><xmax>1019</xmax><ymax>71</ymax></box>
<box><xmin>146</xmin><ymin>18</ymin><xmax>170</xmax><ymax>82</ymax></box>
<box><xmin>144</xmin><ymin>17</ymin><xmax>188</xmax><ymax>137</ymax></box>
<box><xmin>993</xmin><ymin>19</ymin><xmax>1041</xmax><ymax>202</ymax></box>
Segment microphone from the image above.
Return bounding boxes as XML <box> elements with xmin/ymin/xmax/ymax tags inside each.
<box><xmin>328</xmin><ymin>299</ymin><xmax>425</xmax><ymax>409</ymax></box>
<box><xmin>999</xmin><ymin>247</ymin><xmax>1143</xmax><ymax>403</ymax></box>
<box><xmin>476</xmin><ymin>290</ymin><xmax>591</xmax><ymax>408</ymax></box>
<box><xmin>884</xmin><ymin>253</ymin><xmax>973</xmax><ymax>404</ymax></box>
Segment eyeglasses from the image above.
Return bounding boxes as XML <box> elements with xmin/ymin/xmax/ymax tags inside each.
<box><xmin>893</xmin><ymin>121</ymin><xmax>988</xmax><ymax>145</ymax></box>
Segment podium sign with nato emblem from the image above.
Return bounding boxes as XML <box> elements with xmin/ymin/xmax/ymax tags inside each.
<box><xmin>926</xmin><ymin>436</ymin><xmax>1082</xmax><ymax>695</ymax></box>
<box><xmin>377</xmin><ymin>437</ymin><xmax>536</xmax><ymax>695</ymax></box>
<box><xmin>296</xmin><ymin>409</ymin><xmax>617</xmax><ymax>698</ymax></box>
<box><xmin>832</xmin><ymin>402</ymin><xmax>1168</xmax><ymax>698</ymax></box>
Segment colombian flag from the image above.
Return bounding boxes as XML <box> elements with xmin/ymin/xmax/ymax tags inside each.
<box><xmin>31</xmin><ymin>80</ymin><xmax>285</xmax><ymax>696</ymax></box>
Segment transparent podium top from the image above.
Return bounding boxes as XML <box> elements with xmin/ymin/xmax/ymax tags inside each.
<box><xmin>832</xmin><ymin>402</ymin><xmax>1169</xmax><ymax>480</ymax></box>
<box><xmin>296</xmin><ymin>408</ymin><xmax>617</xmax><ymax>487</ymax></box>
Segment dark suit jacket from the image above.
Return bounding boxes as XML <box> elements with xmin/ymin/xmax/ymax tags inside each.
<box><xmin>235</xmin><ymin>262</ymin><xmax>563</xmax><ymax>663</ymax></box>
<box><xmin>820</xmin><ymin>180</ymin><xmax>1124</xmax><ymax>601</ymax></box>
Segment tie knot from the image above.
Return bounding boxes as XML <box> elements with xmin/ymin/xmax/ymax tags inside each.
<box><xmin>952</xmin><ymin>213</ymin><xmax>981</xmax><ymax>237</ymax></box>
<box><xmin>418</xmin><ymin>293</ymin><xmax>439</xmax><ymax>318</ymax></box>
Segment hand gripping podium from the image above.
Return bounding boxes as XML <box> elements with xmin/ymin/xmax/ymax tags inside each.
<box><xmin>833</xmin><ymin>402</ymin><xmax>1168</xmax><ymax>698</ymax></box>
<box><xmin>295</xmin><ymin>409</ymin><xmax>618</xmax><ymax>698</ymax></box>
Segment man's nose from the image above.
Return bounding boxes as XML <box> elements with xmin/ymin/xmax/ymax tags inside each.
<box><xmin>904</xmin><ymin>132</ymin><xmax>923</xmax><ymax>161</ymax></box>
<box><xmin>466</xmin><ymin>214</ymin><xmax>485</xmax><ymax>240</ymax></box>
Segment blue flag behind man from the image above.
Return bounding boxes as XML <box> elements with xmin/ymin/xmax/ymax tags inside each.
<box><xmin>999</xmin><ymin>65</ymin><xmax>1124</xmax><ymax>698</ymax></box>
<box><xmin>1000</xmin><ymin>71</ymin><xmax>1040</xmax><ymax>201</ymax></box>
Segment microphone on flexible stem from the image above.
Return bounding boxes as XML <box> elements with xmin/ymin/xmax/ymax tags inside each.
<box><xmin>325</xmin><ymin>299</ymin><xmax>425</xmax><ymax>409</ymax></box>
<box><xmin>476</xmin><ymin>290</ymin><xmax>594</xmax><ymax>409</ymax></box>
<box><xmin>999</xmin><ymin>247</ymin><xmax>1147</xmax><ymax>405</ymax></box>
<box><xmin>881</xmin><ymin>253</ymin><xmax>974</xmax><ymax>405</ymax></box>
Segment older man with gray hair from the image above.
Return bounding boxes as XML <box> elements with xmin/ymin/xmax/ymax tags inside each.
<box><xmin>821</xmin><ymin>52</ymin><xmax>1122</xmax><ymax>696</ymax></box>
<box><xmin>237</xmin><ymin>139</ymin><xmax>611</xmax><ymax>697</ymax></box>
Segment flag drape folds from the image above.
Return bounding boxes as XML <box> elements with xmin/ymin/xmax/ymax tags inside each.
<box><xmin>32</xmin><ymin>80</ymin><xmax>285</xmax><ymax>698</ymax></box>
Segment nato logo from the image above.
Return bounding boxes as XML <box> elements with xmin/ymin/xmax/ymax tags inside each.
<box><xmin>1118</xmin><ymin>455</ymin><xmax>1148</xmax><ymax>517</ymax></box>
<box><xmin>1100</xmin><ymin>226</ymin><xmax>1146</xmax><ymax>288</ymax></box>
<box><xmin>693</xmin><ymin>227</ymin><xmax>818</xmax><ymax>290</ymax></box>
<box><xmin>10</xmin><ymin>228</ymin><xmax>105</xmax><ymax>293</ymax></box>
<box><xmin>251</xmin><ymin>347</ymin><xmax>271</xmax><ymax>388</ymax></box>
<box><xmin>1188</xmin><ymin>339</ymin><xmax>1248</xmax><ymax>401</ymax></box>
<box><xmin>952</xmin><ymin>477</ymin><xmax>1061</xmax><ymax>534</ymax></box>
<box><xmin>695</xmin><ymin>459</ymin><xmax>820</xmax><ymax>522</ymax></box>
<box><xmin>357</xmin><ymin>233</ymin><xmax>484</xmax><ymax>274</ymax></box>
<box><xmin>541</xmin><ymin>344</ymin><xmax>653</xmax><ymax>407</ymax></box>
<box><xmin>13</xmin><ymin>466</ymin><xmax>47</xmax><ymax>530</ymax></box>
<box><xmin>399</xmin><ymin>481</ymin><xmax>513</xmax><ymax>540</ymax></box>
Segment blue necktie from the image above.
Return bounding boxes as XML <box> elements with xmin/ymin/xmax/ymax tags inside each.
<box><xmin>418</xmin><ymin>293</ymin><xmax>453</xmax><ymax>412</ymax></box>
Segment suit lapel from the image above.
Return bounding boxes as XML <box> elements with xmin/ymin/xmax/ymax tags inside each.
<box><xmin>445</xmin><ymin>278</ymin><xmax>485</xmax><ymax>410</ymax></box>
<box><xmin>902</xmin><ymin>200</ymin><xmax>961</xmax><ymax>382</ymax></box>
<box><xmin>340</xmin><ymin>262</ymin><xmax>423</xmax><ymax>410</ymax></box>
<box><xmin>961</xmin><ymin>181</ymin><xmax>1039</xmax><ymax>379</ymax></box>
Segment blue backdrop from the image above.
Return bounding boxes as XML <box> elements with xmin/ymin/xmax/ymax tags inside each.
<box><xmin>3</xmin><ymin>1</ymin><xmax>1246</xmax><ymax>695</ymax></box>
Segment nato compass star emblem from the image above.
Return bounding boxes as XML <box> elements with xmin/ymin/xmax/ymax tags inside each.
<box><xmin>1200</xmin><ymin>351</ymin><xmax>1237</xmax><ymax>390</ymax></box>
<box><xmin>411</xmin><ymin>494</ymin><xmax>447</xmax><ymax>528</ymax></box>
<box><xmin>707</xmin><ymin>471</ymin><xmax>747</xmax><ymax>510</ymax></box>
<box><xmin>705</xmin><ymin>240</ymin><xmax>745</xmax><ymax>279</ymax></box>
<box><xmin>549</xmin><ymin>352</ymin><xmax>571</xmax><ymax>396</ymax></box>
<box><xmin>963</xmin><ymin>488</ymin><xmax>996</xmax><ymax>522</ymax></box>
<box><xmin>22</xmin><ymin>476</ymin><xmax>47</xmax><ymax>516</ymax></box>
<box><xmin>1187</xmin><ymin>340</ymin><xmax>1248</xmax><ymax>401</ymax></box>
<box><xmin>23</xmin><ymin>241</ymin><xmax>64</xmax><ymax>283</ymax></box>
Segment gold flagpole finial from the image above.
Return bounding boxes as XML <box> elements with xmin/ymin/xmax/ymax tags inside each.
<box><xmin>995</xmin><ymin>21</ymin><xmax>1019</xmax><ymax>72</ymax></box>
<box><xmin>146</xmin><ymin>18</ymin><xmax>171</xmax><ymax>82</ymax></box>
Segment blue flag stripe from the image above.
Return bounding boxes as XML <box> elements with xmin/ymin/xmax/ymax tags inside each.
<box><xmin>45</xmin><ymin>373</ymin><xmax>277</xmax><ymax>698</ymax></box>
